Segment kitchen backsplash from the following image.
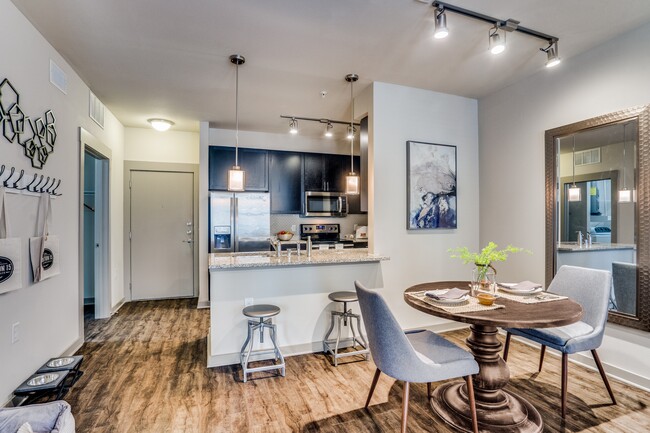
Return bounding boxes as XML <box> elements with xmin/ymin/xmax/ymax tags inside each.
<box><xmin>271</xmin><ymin>214</ymin><xmax>368</xmax><ymax>237</ymax></box>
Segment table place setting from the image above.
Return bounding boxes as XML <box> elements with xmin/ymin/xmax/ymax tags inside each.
<box><xmin>496</xmin><ymin>281</ymin><xmax>568</xmax><ymax>304</ymax></box>
<box><xmin>407</xmin><ymin>288</ymin><xmax>505</xmax><ymax>313</ymax></box>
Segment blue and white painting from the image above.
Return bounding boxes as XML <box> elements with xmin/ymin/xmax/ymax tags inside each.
<box><xmin>407</xmin><ymin>141</ymin><xmax>457</xmax><ymax>230</ymax></box>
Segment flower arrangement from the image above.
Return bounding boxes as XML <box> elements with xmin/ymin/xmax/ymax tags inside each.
<box><xmin>448</xmin><ymin>242</ymin><xmax>528</xmax><ymax>282</ymax></box>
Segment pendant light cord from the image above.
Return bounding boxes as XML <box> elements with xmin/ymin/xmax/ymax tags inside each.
<box><xmin>235</xmin><ymin>62</ymin><xmax>239</xmax><ymax>167</ymax></box>
<box><xmin>350</xmin><ymin>78</ymin><xmax>354</xmax><ymax>173</ymax></box>
<box><xmin>572</xmin><ymin>135</ymin><xmax>576</xmax><ymax>186</ymax></box>
<box><xmin>622</xmin><ymin>123</ymin><xmax>627</xmax><ymax>189</ymax></box>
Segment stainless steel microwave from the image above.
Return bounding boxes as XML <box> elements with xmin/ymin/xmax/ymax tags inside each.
<box><xmin>303</xmin><ymin>191</ymin><xmax>348</xmax><ymax>217</ymax></box>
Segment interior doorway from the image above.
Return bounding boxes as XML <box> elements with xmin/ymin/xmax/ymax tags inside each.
<box><xmin>80</xmin><ymin>128</ymin><xmax>111</xmax><ymax>320</ymax></box>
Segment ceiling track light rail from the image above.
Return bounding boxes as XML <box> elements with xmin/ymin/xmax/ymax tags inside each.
<box><xmin>280</xmin><ymin>115</ymin><xmax>360</xmax><ymax>127</ymax></box>
<box><xmin>432</xmin><ymin>1</ymin><xmax>560</xmax><ymax>65</ymax></box>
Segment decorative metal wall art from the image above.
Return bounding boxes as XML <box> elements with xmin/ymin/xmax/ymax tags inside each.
<box><xmin>0</xmin><ymin>78</ymin><xmax>57</xmax><ymax>169</ymax></box>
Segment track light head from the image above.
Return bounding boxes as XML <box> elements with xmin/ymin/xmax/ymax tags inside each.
<box><xmin>289</xmin><ymin>118</ymin><xmax>298</xmax><ymax>134</ymax></box>
<box><xmin>434</xmin><ymin>8</ymin><xmax>449</xmax><ymax>39</ymax></box>
<box><xmin>543</xmin><ymin>41</ymin><xmax>561</xmax><ymax>68</ymax></box>
<box><xmin>489</xmin><ymin>27</ymin><xmax>505</xmax><ymax>55</ymax></box>
<box><xmin>347</xmin><ymin>125</ymin><xmax>355</xmax><ymax>140</ymax></box>
<box><xmin>325</xmin><ymin>122</ymin><xmax>333</xmax><ymax>138</ymax></box>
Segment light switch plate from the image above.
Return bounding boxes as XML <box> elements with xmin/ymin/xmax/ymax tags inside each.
<box><xmin>11</xmin><ymin>322</ymin><xmax>20</xmax><ymax>344</ymax></box>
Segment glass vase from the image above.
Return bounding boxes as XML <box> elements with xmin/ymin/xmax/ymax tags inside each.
<box><xmin>472</xmin><ymin>264</ymin><xmax>496</xmax><ymax>295</ymax></box>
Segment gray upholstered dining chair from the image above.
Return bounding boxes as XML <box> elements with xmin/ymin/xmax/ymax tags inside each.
<box><xmin>354</xmin><ymin>281</ymin><xmax>479</xmax><ymax>433</ymax></box>
<box><xmin>502</xmin><ymin>265</ymin><xmax>616</xmax><ymax>418</ymax></box>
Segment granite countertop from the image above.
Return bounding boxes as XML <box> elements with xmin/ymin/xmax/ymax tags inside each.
<box><xmin>209</xmin><ymin>248</ymin><xmax>389</xmax><ymax>269</ymax></box>
<box><xmin>557</xmin><ymin>242</ymin><xmax>636</xmax><ymax>252</ymax></box>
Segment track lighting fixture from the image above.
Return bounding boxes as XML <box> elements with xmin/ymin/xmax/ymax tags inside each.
<box><xmin>289</xmin><ymin>118</ymin><xmax>298</xmax><ymax>134</ymax></box>
<box><xmin>433</xmin><ymin>7</ymin><xmax>449</xmax><ymax>39</ymax></box>
<box><xmin>432</xmin><ymin>1</ymin><xmax>560</xmax><ymax>68</ymax></box>
<box><xmin>346</xmin><ymin>125</ymin><xmax>355</xmax><ymax>140</ymax></box>
<box><xmin>325</xmin><ymin>122</ymin><xmax>333</xmax><ymax>138</ymax></box>
<box><xmin>227</xmin><ymin>54</ymin><xmax>246</xmax><ymax>192</ymax></box>
<box><xmin>542</xmin><ymin>41</ymin><xmax>561</xmax><ymax>68</ymax></box>
<box><xmin>489</xmin><ymin>26</ymin><xmax>505</xmax><ymax>55</ymax></box>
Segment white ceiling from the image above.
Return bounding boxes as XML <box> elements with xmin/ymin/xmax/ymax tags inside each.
<box><xmin>11</xmin><ymin>0</ymin><xmax>650</xmax><ymax>140</ymax></box>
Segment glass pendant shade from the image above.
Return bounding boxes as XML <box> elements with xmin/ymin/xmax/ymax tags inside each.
<box><xmin>618</xmin><ymin>188</ymin><xmax>632</xmax><ymax>203</ymax></box>
<box><xmin>568</xmin><ymin>185</ymin><xmax>581</xmax><ymax>202</ymax></box>
<box><xmin>228</xmin><ymin>167</ymin><xmax>245</xmax><ymax>191</ymax></box>
<box><xmin>346</xmin><ymin>173</ymin><xmax>360</xmax><ymax>195</ymax></box>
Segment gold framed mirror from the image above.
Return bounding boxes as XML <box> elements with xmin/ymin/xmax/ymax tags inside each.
<box><xmin>545</xmin><ymin>105</ymin><xmax>649</xmax><ymax>331</ymax></box>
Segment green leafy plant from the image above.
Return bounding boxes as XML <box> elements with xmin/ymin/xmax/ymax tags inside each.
<box><xmin>448</xmin><ymin>242</ymin><xmax>529</xmax><ymax>281</ymax></box>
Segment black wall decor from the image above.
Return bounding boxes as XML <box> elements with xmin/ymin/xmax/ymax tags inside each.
<box><xmin>0</xmin><ymin>78</ymin><xmax>57</xmax><ymax>169</ymax></box>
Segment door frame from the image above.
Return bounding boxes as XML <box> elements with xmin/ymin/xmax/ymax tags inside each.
<box><xmin>78</xmin><ymin>128</ymin><xmax>112</xmax><ymax>323</ymax></box>
<box><xmin>124</xmin><ymin>161</ymin><xmax>199</xmax><ymax>301</ymax></box>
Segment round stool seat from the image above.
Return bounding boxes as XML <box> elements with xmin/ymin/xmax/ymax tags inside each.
<box><xmin>328</xmin><ymin>291</ymin><xmax>358</xmax><ymax>303</ymax></box>
<box><xmin>243</xmin><ymin>304</ymin><xmax>280</xmax><ymax>318</ymax></box>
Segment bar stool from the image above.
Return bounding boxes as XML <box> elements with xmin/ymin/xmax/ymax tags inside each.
<box><xmin>240</xmin><ymin>304</ymin><xmax>286</xmax><ymax>383</ymax></box>
<box><xmin>323</xmin><ymin>291</ymin><xmax>369</xmax><ymax>366</ymax></box>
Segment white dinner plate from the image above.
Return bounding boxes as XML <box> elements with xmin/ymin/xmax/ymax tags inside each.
<box><xmin>424</xmin><ymin>290</ymin><xmax>470</xmax><ymax>305</ymax></box>
<box><xmin>498</xmin><ymin>284</ymin><xmax>544</xmax><ymax>295</ymax></box>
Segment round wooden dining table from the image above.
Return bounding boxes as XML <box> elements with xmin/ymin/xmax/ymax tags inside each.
<box><xmin>404</xmin><ymin>281</ymin><xmax>583</xmax><ymax>433</ymax></box>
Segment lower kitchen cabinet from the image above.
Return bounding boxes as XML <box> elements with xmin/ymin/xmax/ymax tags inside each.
<box><xmin>269</xmin><ymin>151</ymin><xmax>302</xmax><ymax>214</ymax></box>
<box><xmin>209</xmin><ymin>146</ymin><xmax>269</xmax><ymax>191</ymax></box>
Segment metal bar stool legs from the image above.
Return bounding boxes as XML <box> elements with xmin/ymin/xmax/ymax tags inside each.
<box><xmin>240</xmin><ymin>304</ymin><xmax>285</xmax><ymax>382</ymax></box>
<box><xmin>323</xmin><ymin>292</ymin><xmax>369</xmax><ymax>366</ymax></box>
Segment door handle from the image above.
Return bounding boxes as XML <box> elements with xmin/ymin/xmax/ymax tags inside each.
<box><xmin>182</xmin><ymin>240</ymin><xmax>194</xmax><ymax>244</ymax></box>
<box><xmin>337</xmin><ymin>196</ymin><xmax>343</xmax><ymax>213</ymax></box>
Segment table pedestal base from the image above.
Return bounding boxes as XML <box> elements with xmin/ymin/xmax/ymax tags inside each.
<box><xmin>431</xmin><ymin>382</ymin><xmax>542</xmax><ymax>433</ymax></box>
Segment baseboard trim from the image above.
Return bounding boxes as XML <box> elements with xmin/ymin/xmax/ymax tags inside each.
<box><xmin>504</xmin><ymin>332</ymin><xmax>650</xmax><ymax>393</ymax></box>
<box><xmin>197</xmin><ymin>300</ymin><xmax>210</xmax><ymax>309</ymax></box>
<box><xmin>206</xmin><ymin>322</ymin><xmax>470</xmax><ymax>368</ymax></box>
<box><xmin>111</xmin><ymin>298</ymin><xmax>126</xmax><ymax>315</ymax></box>
<box><xmin>63</xmin><ymin>336</ymin><xmax>85</xmax><ymax>357</ymax></box>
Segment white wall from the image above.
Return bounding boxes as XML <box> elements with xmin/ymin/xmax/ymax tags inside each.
<box><xmin>124</xmin><ymin>127</ymin><xmax>199</xmax><ymax>164</ymax></box>
<box><xmin>366</xmin><ymin>82</ymin><xmax>480</xmax><ymax>329</ymax></box>
<box><xmin>479</xmin><ymin>22</ymin><xmax>650</xmax><ymax>387</ymax></box>
<box><xmin>0</xmin><ymin>0</ymin><xmax>124</xmax><ymax>402</ymax></box>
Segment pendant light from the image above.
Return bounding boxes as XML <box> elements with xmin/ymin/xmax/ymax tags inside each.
<box><xmin>228</xmin><ymin>54</ymin><xmax>246</xmax><ymax>191</ymax></box>
<box><xmin>345</xmin><ymin>74</ymin><xmax>360</xmax><ymax>195</ymax></box>
<box><xmin>618</xmin><ymin>122</ymin><xmax>632</xmax><ymax>203</ymax></box>
<box><xmin>568</xmin><ymin>135</ymin><xmax>581</xmax><ymax>202</ymax></box>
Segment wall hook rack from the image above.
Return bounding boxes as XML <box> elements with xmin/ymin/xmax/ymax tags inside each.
<box><xmin>0</xmin><ymin>164</ymin><xmax>62</xmax><ymax>196</ymax></box>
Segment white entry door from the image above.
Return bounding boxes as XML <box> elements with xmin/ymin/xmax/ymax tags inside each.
<box><xmin>130</xmin><ymin>170</ymin><xmax>194</xmax><ymax>300</ymax></box>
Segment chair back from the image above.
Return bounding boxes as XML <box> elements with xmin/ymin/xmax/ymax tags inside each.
<box><xmin>354</xmin><ymin>281</ymin><xmax>425</xmax><ymax>380</ymax></box>
<box><xmin>548</xmin><ymin>265</ymin><xmax>612</xmax><ymax>332</ymax></box>
<box><xmin>612</xmin><ymin>262</ymin><xmax>637</xmax><ymax>315</ymax></box>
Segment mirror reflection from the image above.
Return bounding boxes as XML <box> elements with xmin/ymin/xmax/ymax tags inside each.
<box><xmin>556</xmin><ymin>120</ymin><xmax>637</xmax><ymax>316</ymax></box>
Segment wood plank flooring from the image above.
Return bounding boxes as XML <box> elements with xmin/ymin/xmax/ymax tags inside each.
<box><xmin>65</xmin><ymin>299</ymin><xmax>650</xmax><ymax>432</ymax></box>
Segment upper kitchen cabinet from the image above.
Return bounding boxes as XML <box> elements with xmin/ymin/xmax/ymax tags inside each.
<box><xmin>303</xmin><ymin>153</ymin><xmax>350</xmax><ymax>192</ymax></box>
<box><xmin>209</xmin><ymin>146</ymin><xmax>269</xmax><ymax>191</ymax></box>
<box><xmin>269</xmin><ymin>151</ymin><xmax>302</xmax><ymax>214</ymax></box>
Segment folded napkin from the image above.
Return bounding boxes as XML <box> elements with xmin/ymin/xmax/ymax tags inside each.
<box><xmin>507</xmin><ymin>281</ymin><xmax>542</xmax><ymax>291</ymax></box>
<box><xmin>425</xmin><ymin>288</ymin><xmax>469</xmax><ymax>300</ymax></box>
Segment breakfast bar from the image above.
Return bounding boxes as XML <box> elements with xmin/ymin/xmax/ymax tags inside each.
<box><xmin>207</xmin><ymin>249</ymin><xmax>389</xmax><ymax>367</ymax></box>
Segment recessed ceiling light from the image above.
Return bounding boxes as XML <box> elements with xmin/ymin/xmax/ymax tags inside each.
<box><xmin>148</xmin><ymin>118</ymin><xmax>174</xmax><ymax>132</ymax></box>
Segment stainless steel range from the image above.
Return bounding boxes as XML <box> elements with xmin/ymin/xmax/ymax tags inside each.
<box><xmin>300</xmin><ymin>223</ymin><xmax>352</xmax><ymax>246</ymax></box>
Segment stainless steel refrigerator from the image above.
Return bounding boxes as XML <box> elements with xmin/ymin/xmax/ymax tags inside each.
<box><xmin>209</xmin><ymin>192</ymin><xmax>271</xmax><ymax>253</ymax></box>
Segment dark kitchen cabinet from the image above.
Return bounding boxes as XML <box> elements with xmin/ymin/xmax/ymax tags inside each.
<box><xmin>269</xmin><ymin>151</ymin><xmax>302</xmax><ymax>214</ymax></box>
<box><xmin>302</xmin><ymin>153</ymin><xmax>351</xmax><ymax>192</ymax></box>
<box><xmin>208</xmin><ymin>146</ymin><xmax>269</xmax><ymax>191</ymax></box>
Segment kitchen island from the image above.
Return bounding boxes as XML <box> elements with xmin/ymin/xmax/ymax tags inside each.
<box><xmin>208</xmin><ymin>249</ymin><xmax>388</xmax><ymax>367</ymax></box>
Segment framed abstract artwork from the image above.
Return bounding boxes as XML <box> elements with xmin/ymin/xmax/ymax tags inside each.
<box><xmin>406</xmin><ymin>141</ymin><xmax>457</xmax><ymax>230</ymax></box>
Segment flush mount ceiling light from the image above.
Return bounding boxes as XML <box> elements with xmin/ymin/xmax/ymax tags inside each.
<box><xmin>227</xmin><ymin>54</ymin><xmax>246</xmax><ymax>192</ymax></box>
<box><xmin>489</xmin><ymin>26</ymin><xmax>505</xmax><ymax>55</ymax></box>
<box><xmin>542</xmin><ymin>40</ymin><xmax>562</xmax><ymax>68</ymax></box>
<box><xmin>433</xmin><ymin>7</ymin><xmax>449</xmax><ymax>39</ymax></box>
<box><xmin>325</xmin><ymin>122</ymin><xmax>333</xmax><ymax>138</ymax></box>
<box><xmin>345</xmin><ymin>73</ymin><xmax>360</xmax><ymax>196</ymax></box>
<box><xmin>431</xmin><ymin>1</ymin><xmax>560</xmax><ymax>68</ymax></box>
<box><xmin>148</xmin><ymin>118</ymin><xmax>174</xmax><ymax>132</ymax></box>
<box><xmin>289</xmin><ymin>118</ymin><xmax>298</xmax><ymax>134</ymax></box>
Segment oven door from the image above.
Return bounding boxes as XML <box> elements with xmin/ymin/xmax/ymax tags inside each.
<box><xmin>303</xmin><ymin>192</ymin><xmax>348</xmax><ymax>217</ymax></box>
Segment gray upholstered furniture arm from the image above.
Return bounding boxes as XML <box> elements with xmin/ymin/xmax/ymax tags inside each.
<box><xmin>0</xmin><ymin>401</ymin><xmax>75</xmax><ymax>433</ymax></box>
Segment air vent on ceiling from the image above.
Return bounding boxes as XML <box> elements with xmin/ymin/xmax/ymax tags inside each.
<box><xmin>89</xmin><ymin>91</ymin><xmax>105</xmax><ymax>129</ymax></box>
<box><xmin>49</xmin><ymin>59</ymin><xmax>68</xmax><ymax>94</ymax></box>
<box><xmin>574</xmin><ymin>148</ymin><xmax>601</xmax><ymax>166</ymax></box>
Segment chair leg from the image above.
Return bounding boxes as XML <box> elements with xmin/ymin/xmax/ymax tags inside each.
<box><xmin>561</xmin><ymin>353</ymin><xmax>568</xmax><ymax>418</ymax></box>
<box><xmin>538</xmin><ymin>345</ymin><xmax>546</xmax><ymax>372</ymax></box>
<box><xmin>465</xmin><ymin>376</ymin><xmax>478</xmax><ymax>433</ymax></box>
<box><xmin>401</xmin><ymin>381</ymin><xmax>410</xmax><ymax>433</ymax></box>
<box><xmin>592</xmin><ymin>349</ymin><xmax>617</xmax><ymax>405</ymax></box>
<box><xmin>427</xmin><ymin>382</ymin><xmax>432</xmax><ymax>399</ymax></box>
<box><xmin>365</xmin><ymin>368</ymin><xmax>381</xmax><ymax>408</ymax></box>
<box><xmin>503</xmin><ymin>332</ymin><xmax>512</xmax><ymax>361</ymax></box>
